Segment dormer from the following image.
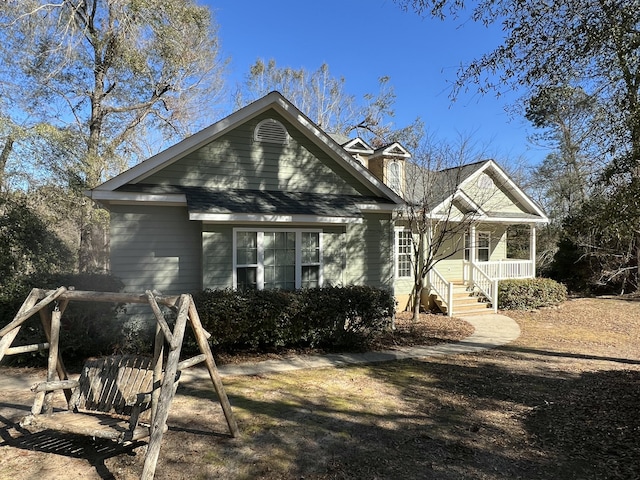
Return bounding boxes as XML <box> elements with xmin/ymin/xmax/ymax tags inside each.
<box><xmin>341</xmin><ymin>137</ymin><xmax>374</xmax><ymax>167</ymax></box>
<box><xmin>367</xmin><ymin>142</ymin><xmax>411</xmax><ymax>196</ymax></box>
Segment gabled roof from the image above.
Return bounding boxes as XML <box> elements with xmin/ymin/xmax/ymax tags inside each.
<box><xmin>341</xmin><ymin>137</ymin><xmax>375</xmax><ymax>155</ymax></box>
<box><xmin>405</xmin><ymin>159</ymin><xmax>548</xmax><ymax>223</ymax></box>
<box><xmin>370</xmin><ymin>142</ymin><xmax>411</xmax><ymax>160</ymax></box>
<box><xmin>89</xmin><ymin>91</ymin><xmax>404</xmax><ymax>207</ymax></box>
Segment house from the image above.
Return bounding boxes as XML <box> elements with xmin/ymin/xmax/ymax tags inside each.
<box><xmin>88</xmin><ymin>91</ymin><xmax>547</xmax><ymax>316</ymax></box>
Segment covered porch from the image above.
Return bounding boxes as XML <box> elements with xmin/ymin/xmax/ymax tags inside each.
<box><xmin>427</xmin><ymin>223</ymin><xmax>540</xmax><ymax>316</ymax></box>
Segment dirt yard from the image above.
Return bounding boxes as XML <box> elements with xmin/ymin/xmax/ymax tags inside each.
<box><xmin>1</xmin><ymin>298</ymin><xmax>639</xmax><ymax>479</ymax></box>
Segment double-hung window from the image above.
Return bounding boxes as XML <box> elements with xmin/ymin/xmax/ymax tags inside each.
<box><xmin>464</xmin><ymin>231</ymin><xmax>491</xmax><ymax>262</ymax></box>
<box><xmin>234</xmin><ymin>229</ymin><xmax>322</xmax><ymax>290</ymax></box>
<box><xmin>396</xmin><ymin>229</ymin><xmax>413</xmax><ymax>278</ymax></box>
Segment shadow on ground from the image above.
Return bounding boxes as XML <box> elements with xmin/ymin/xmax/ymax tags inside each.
<box><xmin>0</xmin><ymin>412</ymin><xmax>144</xmax><ymax>480</ymax></box>
<box><xmin>170</xmin><ymin>349</ymin><xmax>640</xmax><ymax>480</ymax></box>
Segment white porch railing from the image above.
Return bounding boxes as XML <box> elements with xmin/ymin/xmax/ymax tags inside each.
<box><xmin>465</xmin><ymin>260</ymin><xmax>533</xmax><ymax>282</ymax></box>
<box><xmin>470</xmin><ymin>264</ymin><xmax>499</xmax><ymax>313</ymax></box>
<box><xmin>428</xmin><ymin>268</ymin><xmax>454</xmax><ymax>317</ymax></box>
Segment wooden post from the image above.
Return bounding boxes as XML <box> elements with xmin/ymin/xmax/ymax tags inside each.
<box><xmin>39</xmin><ymin>309</ymin><xmax>72</xmax><ymax>403</ymax></box>
<box><xmin>141</xmin><ymin>294</ymin><xmax>190</xmax><ymax>480</ymax></box>
<box><xmin>187</xmin><ymin>296</ymin><xmax>239</xmax><ymax>437</ymax></box>
<box><xmin>43</xmin><ymin>308</ymin><xmax>61</xmax><ymax>414</ymax></box>
<box><xmin>151</xmin><ymin>322</ymin><xmax>164</xmax><ymax>428</ymax></box>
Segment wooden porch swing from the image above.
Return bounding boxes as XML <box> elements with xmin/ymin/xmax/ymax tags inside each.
<box><xmin>0</xmin><ymin>287</ymin><xmax>239</xmax><ymax>480</ymax></box>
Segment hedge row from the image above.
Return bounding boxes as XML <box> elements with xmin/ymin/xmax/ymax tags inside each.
<box><xmin>498</xmin><ymin>278</ymin><xmax>567</xmax><ymax>310</ymax></box>
<box><xmin>191</xmin><ymin>286</ymin><xmax>395</xmax><ymax>352</ymax></box>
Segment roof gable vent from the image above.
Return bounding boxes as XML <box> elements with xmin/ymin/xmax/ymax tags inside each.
<box><xmin>254</xmin><ymin>118</ymin><xmax>289</xmax><ymax>145</ymax></box>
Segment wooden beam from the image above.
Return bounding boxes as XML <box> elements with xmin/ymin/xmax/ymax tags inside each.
<box><xmin>146</xmin><ymin>290</ymin><xmax>175</xmax><ymax>348</ymax></box>
<box><xmin>187</xmin><ymin>296</ymin><xmax>239</xmax><ymax>438</ymax></box>
<box><xmin>0</xmin><ymin>289</ymin><xmax>41</xmax><ymax>363</ymax></box>
<box><xmin>6</xmin><ymin>342</ymin><xmax>50</xmax><ymax>355</ymax></box>
<box><xmin>0</xmin><ymin>286</ymin><xmax>66</xmax><ymax>337</ymax></box>
<box><xmin>34</xmin><ymin>289</ymin><xmax>181</xmax><ymax>307</ymax></box>
<box><xmin>177</xmin><ymin>354</ymin><xmax>206</xmax><ymax>371</ymax></box>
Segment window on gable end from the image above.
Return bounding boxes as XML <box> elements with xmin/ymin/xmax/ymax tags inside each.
<box><xmin>388</xmin><ymin>161</ymin><xmax>402</xmax><ymax>194</ymax></box>
<box><xmin>254</xmin><ymin>118</ymin><xmax>289</xmax><ymax>145</ymax></box>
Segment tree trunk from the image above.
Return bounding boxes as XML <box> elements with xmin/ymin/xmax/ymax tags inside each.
<box><xmin>411</xmin><ymin>281</ymin><xmax>423</xmax><ymax>322</ymax></box>
<box><xmin>0</xmin><ymin>136</ymin><xmax>14</xmax><ymax>190</ymax></box>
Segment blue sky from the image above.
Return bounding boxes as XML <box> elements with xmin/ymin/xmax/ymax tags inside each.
<box><xmin>208</xmin><ymin>0</ymin><xmax>546</xmax><ymax>167</ymax></box>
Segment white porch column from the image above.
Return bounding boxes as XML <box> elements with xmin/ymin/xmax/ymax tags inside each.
<box><xmin>469</xmin><ymin>224</ymin><xmax>476</xmax><ymax>285</ymax></box>
<box><xmin>530</xmin><ymin>224</ymin><xmax>537</xmax><ymax>278</ymax></box>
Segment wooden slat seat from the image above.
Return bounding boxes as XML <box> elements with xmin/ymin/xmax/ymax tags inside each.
<box><xmin>23</xmin><ymin>411</ymin><xmax>152</xmax><ymax>442</ymax></box>
<box><xmin>21</xmin><ymin>355</ymin><xmax>165</xmax><ymax>443</ymax></box>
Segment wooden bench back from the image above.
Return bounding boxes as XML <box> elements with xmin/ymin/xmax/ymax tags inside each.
<box><xmin>75</xmin><ymin>355</ymin><xmax>155</xmax><ymax>416</ymax></box>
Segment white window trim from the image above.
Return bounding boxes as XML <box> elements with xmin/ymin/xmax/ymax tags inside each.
<box><xmin>465</xmin><ymin>230</ymin><xmax>491</xmax><ymax>262</ymax></box>
<box><xmin>395</xmin><ymin>228</ymin><xmax>413</xmax><ymax>279</ymax></box>
<box><xmin>233</xmin><ymin>228</ymin><xmax>323</xmax><ymax>289</ymax></box>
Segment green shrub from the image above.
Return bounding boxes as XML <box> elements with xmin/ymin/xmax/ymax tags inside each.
<box><xmin>192</xmin><ymin>285</ymin><xmax>395</xmax><ymax>353</ymax></box>
<box><xmin>498</xmin><ymin>278</ymin><xmax>567</xmax><ymax>310</ymax></box>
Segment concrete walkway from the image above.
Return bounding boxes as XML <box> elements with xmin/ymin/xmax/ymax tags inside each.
<box><xmin>182</xmin><ymin>313</ymin><xmax>520</xmax><ymax>382</ymax></box>
<box><xmin>0</xmin><ymin>313</ymin><xmax>520</xmax><ymax>391</ymax></box>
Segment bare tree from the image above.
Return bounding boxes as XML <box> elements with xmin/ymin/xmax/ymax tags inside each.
<box><xmin>235</xmin><ymin>59</ymin><xmax>425</xmax><ymax>150</ymax></box>
<box><xmin>401</xmin><ymin>134</ymin><xmax>498</xmax><ymax>320</ymax></box>
<box><xmin>0</xmin><ymin>0</ymin><xmax>227</xmax><ymax>271</ymax></box>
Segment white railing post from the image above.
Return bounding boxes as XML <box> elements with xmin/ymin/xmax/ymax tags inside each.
<box><xmin>493</xmin><ymin>278</ymin><xmax>499</xmax><ymax>313</ymax></box>
<box><xmin>447</xmin><ymin>281</ymin><xmax>454</xmax><ymax>317</ymax></box>
<box><xmin>530</xmin><ymin>225</ymin><xmax>537</xmax><ymax>278</ymax></box>
<box><xmin>470</xmin><ymin>225</ymin><xmax>476</xmax><ymax>287</ymax></box>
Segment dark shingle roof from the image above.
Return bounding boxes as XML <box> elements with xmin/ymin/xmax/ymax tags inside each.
<box><xmin>118</xmin><ymin>184</ymin><xmax>393</xmax><ymax>217</ymax></box>
<box><xmin>404</xmin><ymin>160</ymin><xmax>491</xmax><ymax>207</ymax></box>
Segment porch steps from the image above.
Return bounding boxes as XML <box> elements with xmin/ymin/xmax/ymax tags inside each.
<box><xmin>433</xmin><ymin>282</ymin><xmax>492</xmax><ymax>317</ymax></box>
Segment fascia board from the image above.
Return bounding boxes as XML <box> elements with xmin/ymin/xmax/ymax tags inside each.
<box><xmin>480</xmin><ymin>216</ymin><xmax>549</xmax><ymax>224</ymax></box>
<box><xmin>86</xmin><ymin>190</ymin><xmax>187</xmax><ymax>205</ymax></box>
<box><xmin>355</xmin><ymin>203</ymin><xmax>402</xmax><ymax>213</ymax></box>
<box><xmin>189</xmin><ymin>212</ymin><xmax>363</xmax><ymax>225</ymax></box>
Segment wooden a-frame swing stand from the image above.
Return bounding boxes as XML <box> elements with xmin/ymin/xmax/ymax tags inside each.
<box><xmin>0</xmin><ymin>287</ymin><xmax>239</xmax><ymax>480</ymax></box>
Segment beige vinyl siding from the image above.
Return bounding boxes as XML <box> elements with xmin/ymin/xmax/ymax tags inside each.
<box><xmin>142</xmin><ymin>112</ymin><xmax>372</xmax><ymax>196</ymax></box>
<box><xmin>488</xmin><ymin>225</ymin><xmax>508</xmax><ymax>260</ymax></box>
<box><xmin>109</xmin><ymin>205</ymin><xmax>202</xmax><ymax>294</ymax></box>
<box><xmin>463</xmin><ymin>179</ymin><xmax>530</xmax><ymax>216</ymax></box>
<box><xmin>202</xmin><ymin>225</ymin><xmax>233</xmax><ymax>289</ymax></box>
<box><xmin>344</xmin><ymin>213</ymin><xmax>394</xmax><ymax>290</ymax></box>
